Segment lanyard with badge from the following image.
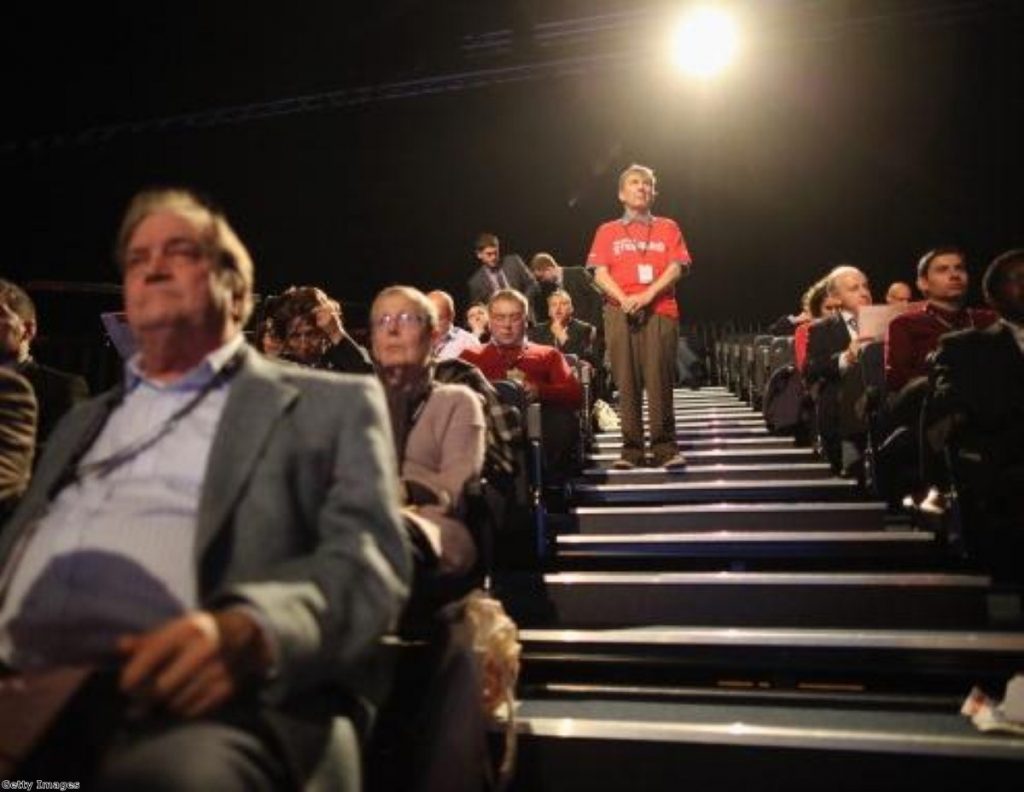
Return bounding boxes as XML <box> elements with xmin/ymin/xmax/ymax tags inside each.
<box><xmin>625</xmin><ymin>220</ymin><xmax>655</xmax><ymax>286</ymax></box>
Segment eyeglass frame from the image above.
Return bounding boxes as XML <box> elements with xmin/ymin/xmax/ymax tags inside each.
<box><xmin>371</xmin><ymin>312</ymin><xmax>429</xmax><ymax>331</ymax></box>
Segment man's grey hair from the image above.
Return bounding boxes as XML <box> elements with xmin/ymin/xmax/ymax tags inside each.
<box><xmin>825</xmin><ymin>265</ymin><xmax>863</xmax><ymax>296</ymax></box>
<box><xmin>115</xmin><ymin>188</ymin><xmax>255</xmax><ymax>326</ymax></box>
<box><xmin>618</xmin><ymin>163</ymin><xmax>657</xmax><ymax>193</ymax></box>
<box><xmin>547</xmin><ymin>288</ymin><xmax>573</xmax><ymax>306</ymax></box>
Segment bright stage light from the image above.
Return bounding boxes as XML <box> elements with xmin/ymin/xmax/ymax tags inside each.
<box><xmin>671</xmin><ymin>6</ymin><xmax>740</xmax><ymax>78</ymax></box>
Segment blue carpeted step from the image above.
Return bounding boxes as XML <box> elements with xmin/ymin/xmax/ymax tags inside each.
<box><xmin>555</xmin><ymin>529</ymin><xmax>938</xmax><ymax>563</ymax></box>
<box><xmin>571</xmin><ymin>478</ymin><xmax>859</xmax><ymax>505</ymax></box>
<box><xmin>517</xmin><ymin>625</ymin><xmax>1024</xmax><ymax>696</ymax></box>
<box><xmin>571</xmin><ymin>502</ymin><xmax>888</xmax><ymax>533</ymax></box>
<box><xmin>579</xmin><ymin>463</ymin><xmax>834</xmax><ymax>484</ymax></box>
<box><xmin>585</xmin><ymin>447</ymin><xmax>816</xmax><ymax>468</ymax></box>
<box><xmin>504</xmin><ymin>697</ymin><xmax>1024</xmax><ymax>792</ymax></box>
<box><xmin>499</xmin><ymin>570</ymin><xmax>996</xmax><ymax>629</ymax></box>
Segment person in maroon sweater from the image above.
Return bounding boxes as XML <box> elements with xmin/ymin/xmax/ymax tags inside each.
<box><xmin>885</xmin><ymin>247</ymin><xmax>998</xmax><ymax>395</ymax></box>
<box><xmin>460</xmin><ymin>289</ymin><xmax>582</xmax><ymax>410</ymax></box>
<box><xmin>882</xmin><ymin>247</ymin><xmax>998</xmax><ymax>505</ymax></box>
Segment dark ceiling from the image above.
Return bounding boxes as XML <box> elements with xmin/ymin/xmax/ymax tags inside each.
<box><xmin>4</xmin><ymin>0</ymin><xmax>1022</xmax><ymax>325</ymax></box>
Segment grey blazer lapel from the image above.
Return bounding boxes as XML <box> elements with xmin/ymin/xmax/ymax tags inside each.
<box><xmin>194</xmin><ymin>351</ymin><xmax>299</xmax><ymax>561</ymax></box>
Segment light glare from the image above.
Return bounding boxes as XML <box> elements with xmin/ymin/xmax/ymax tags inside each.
<box><xmin>672</xmin><ymin>6</ymin><xmax>740</xmax><ymax>78</ymax></box>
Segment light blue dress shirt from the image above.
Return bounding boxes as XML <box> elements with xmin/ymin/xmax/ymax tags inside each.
<box><xmin>0</xmin><ymin>335</ymin><xmax>244</xmax><ymax>669</ymax></box>
<box><xmin>433</xmin><ymin>325</ymin><xmax>482</xmax><ymax>361</ymax></box>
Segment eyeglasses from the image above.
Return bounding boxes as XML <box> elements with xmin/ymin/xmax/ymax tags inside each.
<box><xmin>372</xmin><ymin>312</ymin><xmax>428</xmax><ymax>330</ymax></box>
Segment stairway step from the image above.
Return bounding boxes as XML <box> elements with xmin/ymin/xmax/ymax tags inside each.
<box><xmin>506</xmin><ymin>698</ymin><xmax>1024</xmax><ymax>792</ymax></box>
<box><xmin>500</xmin><ymin>571</ymin><xmax>994</xmax><ymax>629</ymax></box>
<box><xmin>572</xmin><ymin>502</ymin><xmax>888</xmax><ymax>533</ymax></box>
<box><xmin>593</xmin><ymin>437</ymin><xmax>798</xmax><ymax>454</ymax></box>
<box><xmin>518</xmin><ymin>626</ymin><xmax>1024</xmax><ymax>694</ymax></box>
<box><xmin>586</xmin><ymin>448</ymin><xmax>816</xmax><ymax>468</ymax></box>
<box><xmin>643</xmin><ymin>413</ymin><xmax>765</xmax><ymax>426</ymax></box>
<box><xmin>643</xmin><ymin>411</ymin><xmax>757</xmax><ymax>418</ymax></box>
<box><xmin>595</xmin><ymin>427</ymin><xmax>770</xmax><ymax>444</ymax></box>
<box><xmin>572</xmin><ymin>478</ymin><xmax>859</xmax><ymax>505</ymax></box>
<box><xmin>579</xmin><ymin>464</ymin><xmax>834</xmax><ymax>484</ymax></box>
<box><xmin>519</xmin><ymin>625</ymin><xmax>1024</xmax><ymax>653</ymax></box>
<box><xmin>643</xmin><ymin>405</ymin><xmax>757</xmax><ymax>411</ymax></box>
<box><xmin>555</xmin><ymin>529</ymin><xmax>938</xmax><ymax>563</ymax></box>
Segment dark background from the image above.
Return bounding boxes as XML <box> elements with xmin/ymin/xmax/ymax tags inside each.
<box><xmin>3</xmin><ymin>0</ymin><xmax>1022</xmax><ymax>327</ymax></box>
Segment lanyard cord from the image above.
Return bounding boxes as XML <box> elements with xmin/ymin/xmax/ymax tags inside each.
<box><xmin>623</xmin><ymin>218</ymin><xmax>654</xmax><ymax>262</ymax></box>
<box><xmin>70</xmin><ymin>351</ymin><xmax>244</xmax><ymax>485</ymax></box>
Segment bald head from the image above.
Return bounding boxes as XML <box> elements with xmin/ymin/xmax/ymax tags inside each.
<box><xmin>885</xmin><ymin>282</ymin><xmax>912</xmax><ymax>306</ymax></box>
<box><xmin>427</xmin><ymin>290</ymin><xmax>455</xmax><ymax>334</ymax></box>
<box><xmin>826</xmin><ymin>266</ymin><xmax>873</xmax><ymax>315</ymax></box>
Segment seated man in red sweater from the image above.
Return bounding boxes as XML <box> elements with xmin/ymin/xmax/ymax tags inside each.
<box><xmin>461</xmin><ymin>289</ymin><xmax>582</xmax><ymax>480</ymax></box>
<box><xmin>461</xmin><ymin>289</ymin><xmax>582</xmax><ymax>409</ymax></box>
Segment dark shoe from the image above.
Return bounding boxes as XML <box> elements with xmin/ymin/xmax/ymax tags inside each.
<box><xmin>658</xmin><ymin>453</ymin><xmax>688</xmax><ymax>471</ymax></box>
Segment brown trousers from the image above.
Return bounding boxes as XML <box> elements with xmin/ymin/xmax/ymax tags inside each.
<box><xmin>604</xmin><ymin>306</ymin><xmax>679</xmax><ymax>463</ymax></box>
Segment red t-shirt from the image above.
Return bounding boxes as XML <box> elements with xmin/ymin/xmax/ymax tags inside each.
<box><xmin>586</xmin><ymin>215</ymin><xmax>691</xmax><ymax>319</ymax></box>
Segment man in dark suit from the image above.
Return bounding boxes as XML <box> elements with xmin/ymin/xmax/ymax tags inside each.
<box><xmin>0</xmin><ymin>280</ymin><xmax>89</xmax><ymax>449</ymax></box>
<box><xmin>528</xmin><ymin>252</ymin><xmax>605</xmax><ymax>337</ymax></box>
<box><xmin>0</xmin><ymin>189</ymin><xmax>409</xmax><ymax>789</ymax></box>
<box><xmin>0</xmin><ymin>368</ymin><xmax>36</xmax><ymax>520</ymax></box>
<box><xmin>465</xmin><ymin>232</ymin><xmax>538</xmax><ymax>321</ymax></box>
<box><xmin>805</xmin><ymin>265</ymin><xmax>873</xmax><ymax>473</ymax></box>
<box><xmin>926</xmin><ymin>249</ymin><xmax>1024</xmax><ymax>567</ymax></box>
<box><xmin>528</xmin><ymin>288</ymin><xmax>597</xmax><ymax>361</ymax></box>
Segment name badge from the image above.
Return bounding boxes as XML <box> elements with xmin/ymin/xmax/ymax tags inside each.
<box><xmin>637</xmin><ymin>263</ymin><xmax>654</xmax><ymax>284</ymax></box>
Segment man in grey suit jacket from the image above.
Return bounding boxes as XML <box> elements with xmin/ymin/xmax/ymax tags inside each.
<box><xmin>465</xmin><ymin>232</ymin><xmax>539</xmax><ymax>322</ymax></box>
<box><xmin>0</xmin><ymin>189</ymin><xmax>409</xmax><ymax>790</ymax></box>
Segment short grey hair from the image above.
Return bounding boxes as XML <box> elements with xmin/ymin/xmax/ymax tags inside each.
<box><xmin>825</xmin><ymin>265</ymin><xmax>863</xmax><ymax>296</ymax></box>
<box><xmin>618</xmin><ymin>163</ymin><xmax>657</xmax><ymax>192</ymax></box>
<box><xmin>115</xmin><ymin>188</ymin><xmax>255</xmax><ymax>326</ymax></box>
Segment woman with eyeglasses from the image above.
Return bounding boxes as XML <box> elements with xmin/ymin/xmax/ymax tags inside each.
<box><xmin>369</xmin><ymin>285</ymin><xmax>486</xmax><ymax>585</ymax></box>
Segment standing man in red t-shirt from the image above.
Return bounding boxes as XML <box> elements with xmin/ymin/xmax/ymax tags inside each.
<box><xmin>586</xmin><ymin>164</ymin><xmax>692</xmax><ymax>469</ymax></box>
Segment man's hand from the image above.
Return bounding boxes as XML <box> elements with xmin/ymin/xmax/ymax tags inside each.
<box><xmin>620</xmin><ymin>295</ymin><xmax>641</xmax><ymax>314</ymax></box>
<box><xmin>118</xmin><ymin>609</ymin><xmax>272</xmax><ymax>719</ymax></box>
<box><xmin>551</xmin><ymin>319</ymin><xmax>569</xmax><ymax>346</ymax></box>
<box><xmin>842</xmin><ymin>338</ymin><xmax>862</xmax><ymax>367</ymax></box>
<box><xmin>313</xmin><ymin>303</ymin><xmax>344</xmax><ymax>345</ymax></box>
<box><xmin>522</xmin><ymin>381</ymin><xmax>540</xmax><ymax>402</ymax></box>
<box><xmin>632</xmin><ymin>288</ymin><xmax>658</xmax><ymax>310</ymax></box>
